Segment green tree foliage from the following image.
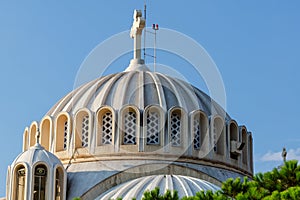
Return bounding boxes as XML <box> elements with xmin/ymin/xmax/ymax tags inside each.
<box><xmin>142</xmin><ymin>187</ymin><xmax>179</xmax><ymax>200</ymax></box>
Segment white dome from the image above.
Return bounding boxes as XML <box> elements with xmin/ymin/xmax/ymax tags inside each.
<box><xmin>47</xmin><ymin>69</ymin><xmax>230</xmax><ymax>120</ymax></box>
<box><xmin>96</xmin><ymin>174</ymin><xmax>220</xmax><ymax>200</ymax></box>
<box><xmin>12</xmin><ymin>143</ymin><xmax>62</xmax><ymax>167</ymax></box>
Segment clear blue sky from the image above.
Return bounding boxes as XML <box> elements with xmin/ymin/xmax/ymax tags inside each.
<box><xmin>1</xmin><ymin>1</ymin><xmax>300</xmax><ymax>197</ymax></box>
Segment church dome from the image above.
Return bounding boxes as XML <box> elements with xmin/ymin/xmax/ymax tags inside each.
<box><xmin>12</xmin><ymin>8</ymin><xmax>253</xmax><ymax>200</ymax></box>
<box><xmin>96</xmin><ymin>175</ymin><xmax>220</xmax><ymax>199</ymax></box>
<box><xmin>46</xmin><ymin>68</ymin><xmax>231</xmax><ymax>121</ymax></box>
<box><xmin>12</xmin><ymin>143</ymin><xmax>63</xmax><ymax>167</ymax></box>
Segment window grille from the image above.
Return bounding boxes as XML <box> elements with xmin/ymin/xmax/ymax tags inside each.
<box><xmin>63</xmin><ymin>121</ymin><xmax>68</xmax><ymax>150</ymax></box>
<box><xmin>170</xmin><ymin>113</ymin><xmax>181</xmax><ymax>146</ymax></box>
<box><xmin>102</xmin><ymin>112</ymin><xmax>113</xmax><ymax>145</ymax></box>
<box><xmin>123</xmin><ymin>111</ymin><xmax>136</xmax><ymax>144</ymax></box>
<box><xmin>193</xmin><ymin>118</ymin><xmax>201</xmax><ymax>150</ymax></box>
<box><xmin>82</xmin><ymin>115</ymin><xmax>89</xmax><ymax>147</ymax></box>
<box><xmin>146</xmin><ymin>112</ymin><xmax>159</xmax><ymax>145</ymax></box>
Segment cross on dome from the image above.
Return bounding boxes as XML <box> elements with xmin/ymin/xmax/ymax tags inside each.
<box><xmin>130</xmin><ymin>9</ymin><xmax>145</xmax><ymax>62</ymax></box>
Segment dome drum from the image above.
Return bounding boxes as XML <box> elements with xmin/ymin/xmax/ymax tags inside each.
<box><xmin>22</xmin><ymin>103</ymin><xmax>253</xmax><ymax>176</ymax></box>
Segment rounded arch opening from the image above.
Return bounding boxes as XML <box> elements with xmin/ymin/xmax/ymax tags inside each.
<box><xmin>32</xmin><ymin>163</ymin><xmax>48</xmax><ymax>200</ymax></box>
<box><xmin>241</xmin><ymin>127</ymin><xmax>248</xmax><ymax>165</ymax></box>
<box><xmin>212</xmin><ymin>116</ymin><xmax>225</xmax><ymax>156</ymax></box>
<box><xmin>229</xmin><ymin>122</ymin><xmax>239</xmax><ymax>160</ymax></box>
<box><xmin>54</xmin><ymin>166</ymin><xmax>65</xmax><ymax>200</ymax></box>
<box><xmin>12</xmin><ymin>164</ymin><xmax>27</xmax><ymax>200</ymax></box>
<box><xmin>40</xmin><ymin>117</ymin><xmax>52</xmax><ymax>151</ymax></box>
<box><xmin>169</xmin><ymin>108</ymin><xmax>185</xmax><ymax>147</ymax></box>
<box><xmin>23</xmin><ymin>128</ymin><xmax>29</xmax><ymax>152</ymax></box>
<box><xmin>120</xmin><ymin>106</ymin><xmax>139</xmax><ymax>146</ymax></box>
<box><xmin>55</xmin><ymin>114</ymin><xmax>71</xmax><ymax>152</ymax></box>
<box><xmin>75</xmin><ymin>109</ymin><xmax>92</xmax><ymax>149</ymax></box>
<box><xmin>97</xmin><ymin>107</ymin><xmax>115</xmax><ymax>146</ymax></box>
<box><xmin>29</xmin><ymin>122</ymin><xmax>38</xmax><ymax>147</ymax></box>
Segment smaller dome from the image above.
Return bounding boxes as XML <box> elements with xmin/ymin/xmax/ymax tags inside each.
<box><xmin>12</xmin><ymin>143</ymin><xmax>62</xmax><ymax>167</ymax></box>
<box><xmin>96</xmin><ymin>175</ymin><xmax>220</xmax><ymax>200</ymax></box>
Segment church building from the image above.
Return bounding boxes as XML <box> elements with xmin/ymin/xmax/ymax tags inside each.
<box><xmin>4</xmin><ymin>8</ymin><xmax>253</xmax><ymax>200</ymax></box>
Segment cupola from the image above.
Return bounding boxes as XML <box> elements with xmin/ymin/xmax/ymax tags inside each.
<box><xmin>7</xmin><ymin>131</ymin><xmax>66</xmax><ymax>200</ymax></box>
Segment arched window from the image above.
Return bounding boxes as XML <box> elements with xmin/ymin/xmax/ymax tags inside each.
<box><xmin>123</xmin><ymin>111</ymin><xmax>137</xmax><ymax>145</ymax></box>
<box><xmin>75</xmin><ymin>111</ymin><xmax>91</xmax><ymax>149</ymax></box>
<box><xmin>33</xmin><ymin>164</ymin><xmax>47</xmax><ymax>200</ymax></box>
<box><xmin>41</xmin><ymin>118</ymin><xmax>51</xmax><ymax>151</ymax></box>
<box><xmin>241</xmin><ymin>128</ymin><xmax>248</xmax><ymax>165</ymax></box>
<box><xmin>29</xmin><ymin>123</ymin><xmax>38</xmax><ymax>147</ymax></box>
<box><xmin>99</xmin><ymin>111</ymin><xmax>113</xmax><ymax>145</ymax></box>
<box><xmin>192</xmin><ymin>112</ymin><xmax>208</xmax><ymax>154</ymax></box>
<box><xmin>229</xmin><ymin>122</ymin><xmax>239</xmax><ymax>160</ymax></box>
<box><xmin>55</xmin><ymin>167</ymin><xmax>64</xmax><ymax>200</ymax></box>
<box><xmin>55</xmin><ymin>114</ymin><xmax>70</xmax><ymax>152</ymax></box>
<box><xmin>14</xmin><ymin>165</ymin><xmax>26</xmax><ymax>200</ymax></box>
<box><xmin>23</xmin><ymin>128</ymin><xmax>29</xmax><ymax>152</ymax></box>
<box><xmin>213</xmin><ymin>117</ymin><xmax>225</xmax><ymax>155</ymax></box>
<box><xmin>248</xmin><ymin>134</ymin><xmax>253</xmax><ymax>172</ymax></box>
<box><xmin>146</xmin><ymin>111</ymin><xmax>160</xmax><ymax>145</ymax></box>
<box><xmin>170</xmin><ymin>111</ymin><xmax>181</xmax><ymax>146</ymax></box>
<box><xmin>81</xmin><ymin>115</ymin><xmax>89</xmax><ymax>147</ymax></box>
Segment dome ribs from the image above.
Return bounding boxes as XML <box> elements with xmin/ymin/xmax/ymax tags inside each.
<box><xmin>47</xmin><ymin>71</ymin><xmax>231</xmax><ymax>121</ymax></box>
<box><xmin>137</xmin><ymin>71</ymin><xmax>144</xmax><ymax>109</ymax></box>
<box><xmin>112</xmin><ymin>71</ymin><xmax>136</xmax><ymax>109</ymax></box>
<box><xmin>92</xmin><ymin>72</ymin><xmax>124</xmax><ymax>109</ymax></box>
<box><xmin>47</xmin><ymin>85</ymin><xmax>83</xmax><ymax>117</ymax></box>
<box><xmin>65</xmin><ymin>78</ymin><xmax>99</xmax><ymax>114</ymax></box>
<box><xmin>171</xmin><ymin>78</ymin><xmax>200</xmax><ymax>112</ymax></box>
<box><xmin>156</xmin><ymin>73</ymin><xmax>181</xmax><ymax>110</ymax></box>
<box><xmin>147</xmin><ymin>72</ymin><xmax>167</xmax><ymax>109</ymax></box>
<box><xmin>143</xmin><ymin>72</ymin><xmax>161</xmax><ymax>108</ymax></box>
<box><xmin>84</xmin><ymin>74</ymin><xmax>115</xmax><ymax>111</ymax></box>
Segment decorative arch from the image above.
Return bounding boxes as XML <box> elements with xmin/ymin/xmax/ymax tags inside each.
<box><xmin>6</xmin><ymin>166</ymin><xmax>10</xmax><ymax>200</ymax></box>
<box><xmin>143</xmin><ymin>105</ymin><xmax>165</xmax><ymax>152</ymax></box>
<box><xmin>23</xmin><ymin>127</ymin><xmax>29</xmax><ymax>152</ymax></box>
<box><xmin>55</xmin><ymin>112</ymin><xmax>71</xmax><ymax>152</ymax></box>
<box><xmin>96</xmin><ymin>106</ymin><xmax>115</xmax><ymax>146</ymax></box>
<box><xmin>190</xmin><ymin>110</ymin><xmax>209</xmax><ymax>157</ymax></box>
<box><xmin>240</xmin><ymin>126</ymin><xmax>248</xmax><ymax>166</ymax></box>
<box><xmin>119</xmin><ymin>105</ymin><xmax>140</xmax><ymax>152</ymax></box>
<box><xmin>31</xmin><ymin>162</ymin><xmax>49</xmax><ymax>200</ymax></box>
<box><xmin>168</xmin><ymin>107</ymin><xmax>187</xmax><ymax>147</ymax></box>
<box><xmin>248</xmin><ymin>132</ymin><xmax>254</xmax><ymax>172</ymax></box>
<box><xmin>211</xmin><ymin>116</ymin><xmax>225</xmax><ymax>156</ymax></box>
<box><xmin>228</xmin><ymin>120</ymin><xmax>239</xmax><ymax>160</ymax></box>
<box><xmin>74</xmin><ymin>108</ymin><xmax>93</xmax><ymax>149</ymax></box>
<box><xmin>53</xmin><ymin>165</ymin><xmax>67</xmax><ymax>200</ymax></box>
<box><xmin>11</xmin><ymin>163</ymin><xmax>29</xmax><ymax>200</ymax></box>
<box><xmin>40</xmin><ymin>116</ymin><xmax>53</xmax><ymax>151</ymax></box>
<box><xmin>29</xmin><ymin>121</ymin><xmax>39</xmax><ymax>147</ymax></box>
<box><xmin>80</xmin><ymin>163</ymin><xmax>221</xmax><ymax>200</ymax></box>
